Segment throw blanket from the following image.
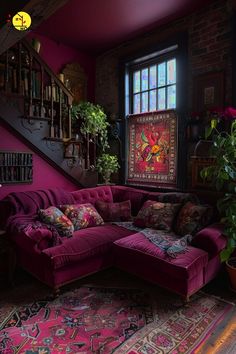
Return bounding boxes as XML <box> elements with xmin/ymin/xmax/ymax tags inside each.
<box><xmin>4</xmin><ymin>188</ymin><xmax>75</xmax><ymax>247</ymax></box>
<box><xmin>113</xmin><ymin>222</ymin><xmax>192</xmax><ymax>258</ymax></box>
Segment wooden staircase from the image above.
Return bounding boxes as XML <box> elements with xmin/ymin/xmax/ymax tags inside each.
<box><xmin>0</xmin><ymin>38</ymin><xmax>97</xmax><ymax>187</ymax></box>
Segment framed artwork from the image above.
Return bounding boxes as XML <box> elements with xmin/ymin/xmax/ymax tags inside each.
<box><xmin>192</xmin><ymin>71</ymin><xmax>224</xmax><ymax>112</ymax></box>
<box><xmin>127</xmin><ymin>110</ymin><xmax>178</xmax><ymax>188</ymax></box>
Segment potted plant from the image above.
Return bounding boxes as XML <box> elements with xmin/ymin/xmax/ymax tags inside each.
<box><xmin>96</xmin><ymin>154</ymin><xmax>120</xmax><ymax>184</ymax></box>
<box><xmin>201</xmin><ymin>107</ymin><xmax>236</xmax><ymax>290</ymax></box>
<box><xmin>71</xmin><ymin>101</ymin><xmax>109</xmax><ymax>168</ymax></box>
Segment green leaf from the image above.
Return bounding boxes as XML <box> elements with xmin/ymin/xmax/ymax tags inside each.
<box><xmin>205</xmin><ymin>126</ymin><xmax>213</xmax><ymax>139</ymax></box>
<box><xmin>141</xmin><ymin>131</ymin><xmax>149</xmax><ymax>143</ymax></box>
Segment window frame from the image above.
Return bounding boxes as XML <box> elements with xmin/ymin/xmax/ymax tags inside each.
<box><xmin>130</xmin><ymin>53</ymin><xmax>177</xmax><ymax>114</ymax></box>
<box><xmin>118</xmin><ymin>32</ymin><xmax>188</xmax><ymax>190</ymax></box>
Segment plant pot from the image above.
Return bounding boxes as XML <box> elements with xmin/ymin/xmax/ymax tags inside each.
<box><xmin>103</xmin><ymin>172</ymin><xmax>111</xmax><ymax>185</ymax></box>
<box><xmin>226</xmin><ymin>257</ymin><xmax>236</xmax><ymax>291</ymax></box>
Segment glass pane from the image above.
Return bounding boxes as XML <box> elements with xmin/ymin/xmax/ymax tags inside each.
<box><xmin>158</xmin><ymin>62</ymin><xmax>166</xmax><ymax>87</ymax></box>
<box><xmin>167</xmin><ymin>59</ymin><xmax>176</xmax><ymax>84</ymax></box>
<box><xmin>133</xmin><ymin>94</ymin><xmax>140</xmax><ymax>113</ymax></box>
<box><xmin>141</xmin><ymin>68</ymin><xmax>148</xmax><ymax>91</ymax></box>
<box><xmin>167</xmin><ymin>85</ymin><xmax>176</xmax><ymax>109</ymax></box>
<box><xmin>158</xmin><ymin>88</ymin><xmax>166</xmax><ymax>110</ymax></box>
<box><xmin>141</xmin><ymin>92</ymin><xmax>148</xmax><ymax>112</ymax></box>
<box><xmin>149</xmin><ymin>89</ymin><xmax>157</xmax><ymax>111</ymax></box>
<box><xmin>133</xmin><ymin>71</ymin><xmax>140</xmax><ymax>93</ymax></box>
<box><xmin>149</xmin><ymin>65</ymin><xmax>157</xmax><ymax>89</ymax></box>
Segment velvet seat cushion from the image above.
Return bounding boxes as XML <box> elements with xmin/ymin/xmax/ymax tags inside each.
<box><xmin>42</xmin><ymin>224</ymin><xmax>137</xmax><ymax>269</ymax></box>
<box><xmin>113</xmin><ymin>232</ymin><xmax>208</xmax><ymax>280</ymax></box>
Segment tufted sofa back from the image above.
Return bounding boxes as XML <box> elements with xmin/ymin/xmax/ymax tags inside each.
<box><xmin>71</xmin><ymin>186</ymin><xmax>113</xmax><ymax>205</ymax></box>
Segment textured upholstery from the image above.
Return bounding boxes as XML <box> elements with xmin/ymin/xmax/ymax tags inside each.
<box><xmin>71</xmin><ymin>186</ymin><xmax>113</xmax><ymax>206</ymax></box>
<box><xmin>1</xmin><ymin>185</ymin><xmax>225</xmax><ymax>297</ymax></box>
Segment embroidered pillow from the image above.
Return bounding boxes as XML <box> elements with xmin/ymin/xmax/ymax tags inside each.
<box><xmin>175</xmin><ymin>201</ymin><xmax>213</xmax><ymax>236</ymax></box>
<box><xmin>38</xmin><ymin>206</ymin><xmax>74</xmax><ymax>238</ymax></box>
<box><xmin>59</xmin><ymin>203</ymin><xmax>104</xmax><ymax>230</ymax></box>
<box><xmin>133</xmin><ymin>200</ymin><xmax>181</xmax><ymax>231</ymax></box>
<box><xmin>95</xmin><ymin>200</ymin><xmax>132</xmax><ymax>222</ymax></box>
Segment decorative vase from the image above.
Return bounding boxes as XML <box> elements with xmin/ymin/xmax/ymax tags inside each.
<box><xmin>103</xmin><ymin>171</ymin><xmax>111</xmax><ymax>185</ymax></box>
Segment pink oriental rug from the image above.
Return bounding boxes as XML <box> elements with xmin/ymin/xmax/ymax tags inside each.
<box><xmin>0</xmin><ymin>287</ymin><xmax>233</xmax><ymax>354</ymax></box>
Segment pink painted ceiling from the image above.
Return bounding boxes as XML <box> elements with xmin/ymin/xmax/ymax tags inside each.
<box><xmin>36</xmin><ymin>0</ymin><xmax>212</xmax><ymax>54</ymax></box>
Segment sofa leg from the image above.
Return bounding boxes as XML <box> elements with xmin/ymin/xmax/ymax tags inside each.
<box><xmin>182</xmin><ymin>295</ymin><xmax>190</xmax><ymax>304</ymax></box>
<box><xmin>53</xmin><ymin>287</ymin><xmax>60</xmax><ymax>298</ymax></box>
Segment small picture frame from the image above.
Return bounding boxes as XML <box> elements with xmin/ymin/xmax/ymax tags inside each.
<box><xmin>193</xmin><ymin>71</ymin><xmax>224</xmax><ymax>112</ymax></box>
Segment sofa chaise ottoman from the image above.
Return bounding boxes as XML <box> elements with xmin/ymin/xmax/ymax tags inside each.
<box><xmin>0</xmin><ymin>185</ymin><xmax>226</xmax><ymax>299</ymax></box>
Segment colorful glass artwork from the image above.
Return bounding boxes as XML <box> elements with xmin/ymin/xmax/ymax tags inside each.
<box><xmin>167</xmin><ymin>85</ymin><xmax>176</xmax><ymax>109</ymax></box>
<box><xmin>149</xmin><ymin>65</ymin><xmax>157</xmax><ymax>89</ymax></box>
<box><xmin>167</xmin><ymin>59</ymin><xmax>176</xmax><ymax>85</ymax></box>
<box><xmin>141</xmin><ymin>69</ymin><xmax>148</xmax><ymax>91</ymax></box>
<box><xmin>141</xmin><ymin>92</ymin><xmax>148</xmax><ymax>112</ymax></box>
<box><xmin>158</xmin><ymin>62</ymin><xmax>166</xmax><ymax>87</ymax></box>
<box><xmin>150</xmin><ymin>90</ymin><xmax>157</xmax><ymax>111</ymax></box>
<box><xmin>134</xmin><ymin>94</ymin><xmax>141</xmax><ymax>113</ymax></box>
<box><xmin>158</xmin><ymin>88</ymin><xmax>166</xmax><ymax>110</ymax></box>
<box><xmin>133</xmin><ymin>71</ymin><xmax>140</xmax><ymax>93</ymax></box>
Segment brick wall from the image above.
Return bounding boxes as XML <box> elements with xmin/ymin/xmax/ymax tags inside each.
<box><xmin>96</xmin><ymin>0</ymin><xmax>233</xmax><ymax>115</ymax></box>
<box><xmin>95</xmin><ymin>0</ymin><xmax>234</xmax><ymax>188</ymax></box>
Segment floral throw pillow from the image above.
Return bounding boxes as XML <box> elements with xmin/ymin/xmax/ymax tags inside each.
<box><xmin>175</xmin><ymin>201</ymin><xmax>213</xmax><ymax>236</ymax></box>
<box><xmin>133</xmin><ymin>200</ymin><xmax>181</xmax><ymax>231</ymax></box>
<box><xmin>95</xmin><ymin>200</ymin><xmax>132</xmax><ymax>222</ymax></box>
<box><xmin>38</xmin><ymin>206</ymin><xmax>74</xmax><ymax>238</ymax></box>
<box><xmin>59</xmin><ymin>203</ymin><xmax>104</xmax><ymax>230</ymax></box>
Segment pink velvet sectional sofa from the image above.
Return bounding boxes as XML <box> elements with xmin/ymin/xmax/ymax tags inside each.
<box><xmin>1</xmin><ymin>185</ymin><xmax>226</xmax><ymax>300</ymax></box>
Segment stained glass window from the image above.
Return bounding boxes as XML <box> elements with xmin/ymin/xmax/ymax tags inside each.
<box><xmin>150</xmin><ymin>89</ymin><xmax>157</xmax><ymax>111</ymax></box>
<box><xmin>158</xmin><ymin>62</ymin><xmax>166</xmax><ymax>87</ymax></box>
<box><xmin>158</xmin><ymin>88</ymin><xmax>166</xmax><ymax>110</ymax></box>
<box><xmin>131</xmin><ymin>56</ymin><xmax>176</xmax><ymax>113</ymax></box>
<box><xmin>149</xmin><ymin>66</ymin><xmax>156</xmax><ymax>89</ymax></box>
<box><xmin>167</xmin><ymin>59</ymin><xmax>176</xmax><ymax>85</ymax></box>
<box><xmin>141</xmin><ymin>69</ymin><xmax>148</xmax><ymax>91</ymax></box>
<box><xmin>167</xmin><ymin>85</ymin><xmax>176</xmax><ymax>109</ymax></box>
<box><xmin>133</xmin><ymin>71</ymin><xmax>140</xmax><ymax>93</ymax></box>
<box><xmin>142</xmin><ymin>92</ymin><xmax>148</xmax><ymax>112</ymax></box>
<box><xmin>134</xmin><ymin>94</ymin><xmax>140</xmax><ymax>113</ymax></box>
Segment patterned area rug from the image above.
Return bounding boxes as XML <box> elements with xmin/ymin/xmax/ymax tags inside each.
<box><xmin>0</xmin><ymin>286</ymin><xmax>233</xmax><ymax>354</ymax></box>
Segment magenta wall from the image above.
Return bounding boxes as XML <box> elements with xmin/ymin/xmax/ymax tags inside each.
<box><xmin>27</xmin><ymin>32</ymin><xmax>96</xmax><ymax>101</ymax></box>
<box><xmin>0</xmin><ymin>123</ymin><xmax>78</xmax><ymax>199</ymax></box>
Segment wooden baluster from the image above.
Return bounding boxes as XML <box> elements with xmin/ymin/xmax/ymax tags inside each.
<box><xmin>40</xmin><ymin>65</ymin><xmax>45</xmax><ymax>118</ymax></box>
<box><xmin>59</xmin><ymin>88</ymin><xmax>63</xmax><ymax>139</ymax></box>
<box><xmin>5</xmin><ymin>49</ymin><xmax>9</xmax><ymax>92</ymax></box>
<box><xmin>50</xmin><ymin>78</ymin><xmax>54</xmax><ymax>138</ymax></box>
<box><xmin>68</xmin><ymin>103</ymin><xmax>72</xmax><ymax>140</ymax></box>
<box><xmin>29</xmin><ymin>54</ymin><xmax>33</xmax><ymax>116</ymax></box>
<box><xmin>18</xmin><ymin>42</ymin><xmax>21</xmax><ymax>94</ymax></box>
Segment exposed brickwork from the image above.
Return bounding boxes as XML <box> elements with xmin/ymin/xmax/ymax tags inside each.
<box><xmin>95</xmin><ymin>0</ymin><xmax>233</xmax><ymax>187</ymax></box>
<box><xmin>96</xmin><ymin>0</ymin><xmax>233</xmax><ymax>114</ymax></box>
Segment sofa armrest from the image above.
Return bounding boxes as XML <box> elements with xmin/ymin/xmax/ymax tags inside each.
<box><xmin>191</xmin><ymin>223</ymin><xmax>226</xmax><ymax>257</ymax></box>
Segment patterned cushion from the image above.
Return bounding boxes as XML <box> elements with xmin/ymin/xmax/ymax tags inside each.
<box><xmin>175</xmin><ymin>201</ymin><xmax>213</xmax><ymax>236</ymax></box>
<box><xmin>38</xmin><ymin>206</ymin><xmax>74</xmax><ymax>238</ymax></box>
<box><xmin>133</xmin><ymin>200</ymin><xmax>181</xmax><ymax>231</ymax></box>
<box><xmin>95</xmin><ymin>200</ymin><xmax>132</xmax><ymax>222</ymax></box>
<box><xmin>59</xmin><ymin>203</ymin><xmax>104</xmax><ymax>230</ymax></box>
